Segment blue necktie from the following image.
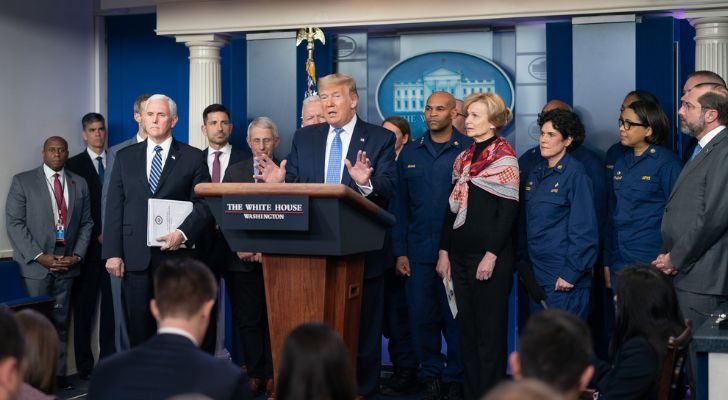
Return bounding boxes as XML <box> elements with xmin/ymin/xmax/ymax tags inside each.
<box><xmin>149</xmin><ymin>145</ymin><xmax>163</xmax><ymax>193</ymax></box>
<box><xmin>689</xmin><ymin>143</ymin><xmax>703</xmax><ymax>161</ymax></box>
<box><xmin>325</xmin><ymin>128</ymin><xmax>344</xmax><ymax>184</ymax></box>
<box><xmin>96</xmin><ymin>156</ymin><xmax>105</xmax><ymax>184</ymax></box>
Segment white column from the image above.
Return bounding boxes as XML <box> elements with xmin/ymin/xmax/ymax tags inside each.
<box><xmin>687</xmin><ymin>10</ymin><xmax>728</xmax><ymax>84</ymax></box>
<box><xmin>175</xmin><ymin>34</ymin><xmax>230</xmax><ymax>150</ymax></box>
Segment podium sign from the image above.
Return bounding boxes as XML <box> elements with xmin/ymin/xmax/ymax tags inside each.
<box><xmin>221</xmin><ymin>195</ymin><xmax>309</xmax><ymax>231</ymax></box>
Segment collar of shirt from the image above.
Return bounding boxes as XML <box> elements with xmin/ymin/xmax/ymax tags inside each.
<box><xmin>86</xmin><ymin>147</ymin><xmax>106</xmax><ymax>164</ymax></box>
<box><xmin>328</xmin><ymin>114</ymin><xmax>358</xmax><ymax>139</ymax></box>
<box><xmin>543</xmin><ymin>152</ymin><xmax>571</xmax><ymax>176</ymax></box>
<box><xmin>147</xmin><ymin>136</ymin><xmax>173</xmax><ymax>179</ymax></box>
<box><xmin>157</xmin><ymin>327</ymin><xmax>198</xmax><ymax>346</ymax></box>
<box><xmin>43</xmin><ymin>164</ymin><xmax>64</xmax><ymax>180</ymax></box>
<box><xmin>136</xmin><ymin>133</ymin><xmax>145</xmax><ymax>143</ymax></box>
<box><xmin>208</xmin><ymin>143</ymin><xmax>232</xmax><ymax>158</ymax></box>
<box><xmin>698</xmin><ymin>125</ymin><xmax>726</xmax><ymax>149</ymax></box>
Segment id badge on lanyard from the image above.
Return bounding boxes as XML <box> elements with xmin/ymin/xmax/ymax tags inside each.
<box><xmin>55</xmin><ymin>212</ymin><xmax>65</xmax><ymax>245</ymax></box>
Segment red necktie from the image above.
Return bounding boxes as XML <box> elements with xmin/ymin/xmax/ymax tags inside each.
<box><xmin>53</xmin><ymin>173</ymin><xmax>67</xmax><ymax>226</ymax></box>
<box><xmin>212</xmin><ymin>151</ymin><xmax>222</xmax><ymax>183</ymax></box>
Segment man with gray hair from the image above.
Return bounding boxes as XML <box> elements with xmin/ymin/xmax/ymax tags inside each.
<box><xmin>301</xmin><ymin>95</ymin><xmax>326</xmax><ymax>127</ymax></box>
<box><xmin>221</xmin><ymin>116</ymin><xmax>280</xmax><ymax>396</ymax></box>
<box><xmin>103</xmin><ymin>94</ymin><xmax>212</xmax><ymax>347</ymax></box>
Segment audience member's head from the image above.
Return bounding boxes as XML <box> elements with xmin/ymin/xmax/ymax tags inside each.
<box><xmin>14</xmin><ymin>310</ymin><xmax>57</xmax><ymax>395</ymax></box>
<box><xmin>620</xmin><ymin>100</ymin><xmax>670</xmax><ymax>146</ymax></box>
<box><xmin>42</xmin><ymin>136</ymin><xmax>69</xmax><ymax>172</ymax></box>
<box><xmin>0</xmin><ymin>308</ymin><xmax>24</xmax><ymax>400</ymax></box>
<box><xmin>453</xmin><ymin>99</ymin><xmax>466</xmax><ymax>134</ymax></box>
<box><xmin>382</xmin><ymin>116</ymin><xmax>411</xmax><ymax>157</ymax></box>
<box><xmin>301</xmin><ymin>95</ymin><xmax>325</xmax><ymax>127</ymax></box>
<box><xmin>542</xmin><ymin>99</ymin><xmax>572</xmax><ymax>114</ymax></box>
<box><xmin>247</xmin><ymin>117</ymin><xmax>280</xmax><ymax>158</ymax></box>
<box><xmin>201</xmin><ymin>104</ymin><xmax>233</xmax><ymax>150</ymax></box>
<box><xmin>276</xmin><ymin>323</ymin><xmax>357</xmax><ymax>400</ymax></box>
<box><xmin>537</xmin><ymin>109</ymin><xmax>585</xmax><ymax>153</ymax></box>
<box><xmin>698</xmin><ymin>84</ymin><xmax>728</xmax><ymax>126</ymax></box>
<box><xmin>318</xmin><ymin>73</ymin><xmax>358</xmax><ymax>128</ymax></box>
<box><xmin>81</xmin><ymin>112</ymin><xmax>107</xmax><ymax>153</ymax></box>
<box><xmin>463</xmin><ymin>92</ymin><xmax>513</xmax><ymax>135</ymax></box>
<box><xmin>612</xmin><ymin>264</ymin><xmax>685</xmax><ymax>360</ymax></box>
<box><xmin>679</xmin><ymin>82</ymin><xmax>725</xmax><ymax>139</ymax></box>
<box><xmin>143</xmin><ymin>94</ymin><xmax>179</xmax><ymax>143</ymax></box>
<box><xmin>151</xmin><ymin>258</ymin><xmax>218</xmax><ymax>346</ymax></box>
<box><xmin>509</xmin><ymin>310</ymin><xmax>593</xmax><ymax>400</ymax></box>
<box><xmin>621</xmin><ymin>90</ymin><xmax>659</xmax><ymax>112</ymax></box>
<box><xmin>483</xmin><ymin>379</ymin><xmax>564</xmax><ymax>400</ymax></box>
<box><xmin>683</xmin><ymin>70</ymin><xmax>726</xmax><ymax>94</ymax></box>
<box><xmin>133</xmin><ymin>93</ymin><xmax>153</xmax><ymax>138</ymax></box>
<box><xmin>424</xmin><ymin>91</ymin><xmax>457</xmax><ymax>135</ymax></box>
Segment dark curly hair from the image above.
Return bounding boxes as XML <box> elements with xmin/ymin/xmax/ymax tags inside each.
<box><xmin>537</xmin><ymin>109</ymin><xmax>585</xmax><ymax>152</ymax></box>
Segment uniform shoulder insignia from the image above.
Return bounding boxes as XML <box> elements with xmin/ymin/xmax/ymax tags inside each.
<box><xmin>407</xmin><ymin>164</ymin><xmax>416</xmax><ymax>168</ymax></box>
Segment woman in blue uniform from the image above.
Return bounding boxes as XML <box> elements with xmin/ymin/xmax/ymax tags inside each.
<box><xmin>604</xmin><ymin>100</ymin><xmax>682</xmax><ymax>289</ymax></box>
<box><xmin>524</xmin><ymin>109</ymin><xmax>598</xmax><ymax>318</ymax></box>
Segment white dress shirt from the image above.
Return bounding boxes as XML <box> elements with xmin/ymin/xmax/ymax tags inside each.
<box><xmin>86</xmin><ymin>148</ymin><xmax>106</xmax><ymax>174</ymax></box>
<box><xmin>206</xmin><ymin>143</ymin><xmax>232</xmax><ymax>183</ymax></box>
<box><xmin>146</xmin><ymin>136</ymin><xmax>173</xmax><ymax>180</ymax></box>
<box><xmin>324</xmin><ymin>115</ymin><xmax>373</xmax><ymax>194</ymax></box>
<box><xmin>157</xmin><ymin>327</ymin><xmax>198</xmax><ymax>346</ymax></box>
<box><xmin>43</xmin><ymin>164</ymin><xmax>69</xmax><ymax>221</ymax></box>
<box><xmin>698</xmin><ymin>125</ymin><xmax>726</xmax><ymax>150</ymax></box>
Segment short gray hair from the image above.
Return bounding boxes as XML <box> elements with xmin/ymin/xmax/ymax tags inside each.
<box><xmin>146</xmin><ymin>94</ymin><xmax>178</xmax><ymax>118</ymax></box>
<box><xmin>247</xmin><ymin>116</ymin><xmax>279</xmax><ymax>139</ymax></box>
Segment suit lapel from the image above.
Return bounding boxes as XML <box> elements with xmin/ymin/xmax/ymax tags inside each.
<box><xmin>36</xmin><ymin>167</ymin><xmax>56</xmax><ymax>224</ymax></box>
<box><xmin>64</xmin><ymin>171</ymin><xmax>77</xmax><ymax>223</ymax></box>
<box><xmin>341</xmin><ymin>118</ymin><xmax>367</xmax><ymax>187</ymax></box>
<box><xmin>154</xmin><ymin>139</ymin><xmax>180</xmax><ymax>196</ymax></box>
<box><xmin>669</xmin><ymin>129</ymin><xmax>727</xmax><ymax>202</ymax></box>
<box><xmin>312</xmin><ymin>125</ymin><xmax>328</xmax><ymax>183</ymax></box>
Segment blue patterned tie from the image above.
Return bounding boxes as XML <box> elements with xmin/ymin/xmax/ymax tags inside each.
<box><xmin>325</xmin><ymin>128</ymin><xmax>344</xmax><ymax>184</ymax></box>
<box><xmin>149</xmin><ymin>145</ymin><xmax>163</xmax><ymax>193</ymax></box>
<box><xmin>689</xmin><ymin>143</ymin><xmax>702</xmax><ymax>161</ymax></box>
<box><xmin>96</xmin><ymin>156</ymin><xmax>105</xmax><ymax>184</ymax></box>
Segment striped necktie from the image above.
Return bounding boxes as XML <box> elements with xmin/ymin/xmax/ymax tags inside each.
<box><xmin>325</xmin><ymin>128</ymin><xmax>344</xmax><ymax>184</ymax></box>
<box><xmin>149</xmin><ymin>145</ymin><xmax>163</xmax><ymax>193</ymax></box>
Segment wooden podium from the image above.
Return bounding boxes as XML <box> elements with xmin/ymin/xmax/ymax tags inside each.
<box><xmin>195</xmin><ymin>182</ymin><xmax>393</xmax><ymax>385</ymax></box>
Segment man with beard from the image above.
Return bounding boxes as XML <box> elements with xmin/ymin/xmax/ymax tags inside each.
<box><xmin>655</xmin><ymin>83</ymin><xmax>728</xmax><ymax>388</ymax></box>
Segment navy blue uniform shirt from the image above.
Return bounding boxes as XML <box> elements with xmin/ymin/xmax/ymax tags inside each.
<box><xmin>524</xmin><ymin>153</ymin><xmax>599</xmax><ymax>288</ymax></box>
<box><xmin>605</xmin><ymin>145</ymin><xmax>682</xmax><ymax>271</ymax></box>
<box><xmin>392</xmin><ymin>130</ymin><xmax>473</xmax><ymax>263</ymax></box>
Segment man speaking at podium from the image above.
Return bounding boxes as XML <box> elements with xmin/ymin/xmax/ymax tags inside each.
<box><xmin>103</xmin><ymin>94</ymin><xmax>211</xmax><ymax>347</ymax></box>
<box><xmin>256</xmin><ymin>73</ymin><xmax>396</xmax><ymax>398</ymax></box>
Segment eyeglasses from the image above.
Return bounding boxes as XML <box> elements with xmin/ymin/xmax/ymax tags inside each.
<box><xmin>251</xmin><ymin>138</ymin><xmax>274</xmax><ymax>145</ymax></box>
<box><xmin>618</xmin><ymin>119</ymin><xmax>649</xmax><ymax>130</ymax></box>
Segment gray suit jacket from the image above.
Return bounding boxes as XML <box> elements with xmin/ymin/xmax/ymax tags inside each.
<box><xmin>661</xmin><ymin>128</ymin><xmax>728</xmax><ymax>295</ymax></box>
<box><xmin>6</xmin><ymin>166</ymin><xmax>94</xmax><ymax>279</ymax></box>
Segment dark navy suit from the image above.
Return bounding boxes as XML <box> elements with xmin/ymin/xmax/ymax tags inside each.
<box><xmin>284</xmin><ymin>117</ymin><xmax>396</xmax><ymax>397</ymax></box>
<box><xmin>523</xmin><ymin>153</ymin><xmax>598</xmax><ymax>318</ymax></box>
<box><xmin>88</xmin><ymin>333</ymin><xmax>251</xmax><ymax>400</ymax></box>
<box><xmin>65</xmin><ymin>150</ymin><xmax>115</xmax><ymax>373</ymax></box>
<box><xmin>391</xmin><ymin>131</ymin><xmax>471</xmax><ymax>384</ymax></box>
<box><xmin>102</xmin><ymin>139</ymin><xmax>211</xmax><ymax>346</ymax></box>
<box><xmin>605</xmin><ymin>145</ymin><xmax>681</xmax><ymax>286</ymax></box>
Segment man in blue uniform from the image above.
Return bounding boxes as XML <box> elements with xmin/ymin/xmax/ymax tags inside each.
<box><xmin>391</xmin><ymin>91</ymin><xmax>471</xmax><ymax>400</ymax></box>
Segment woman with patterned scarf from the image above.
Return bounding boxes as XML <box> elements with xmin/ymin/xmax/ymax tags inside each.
<box><xmin>438</xmin><ymin>92</ymin><xmax>519</xmax><ymax>400</ymax></box>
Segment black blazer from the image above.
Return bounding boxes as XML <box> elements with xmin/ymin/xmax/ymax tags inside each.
<box><xmin>592</xmin><ymin>336</ymin><xmax>659</xmax><ymax>400</ymax></box>
<box><xmin>88</xmin><ymin>333</ymin><xmax>251</xmax><ymax>400</ymax></box>
<box><xmin>202</xmin><ymin>145</ymin><xmax>250</xmax><ymax>181</ymax></box>
<box><xmin>102</xmin><ymin>139</ymin><xmax>211</xmax><ymax>270</ymax></box>
<box><xmin>66</xmin><ymin>150</ymin><xmax>104</xmax><ymax>260</ymax></box>
<box><xmin>284</xmin><ymin>118</ymin><xmax>397</xmax><ymax>279</ymax></box>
